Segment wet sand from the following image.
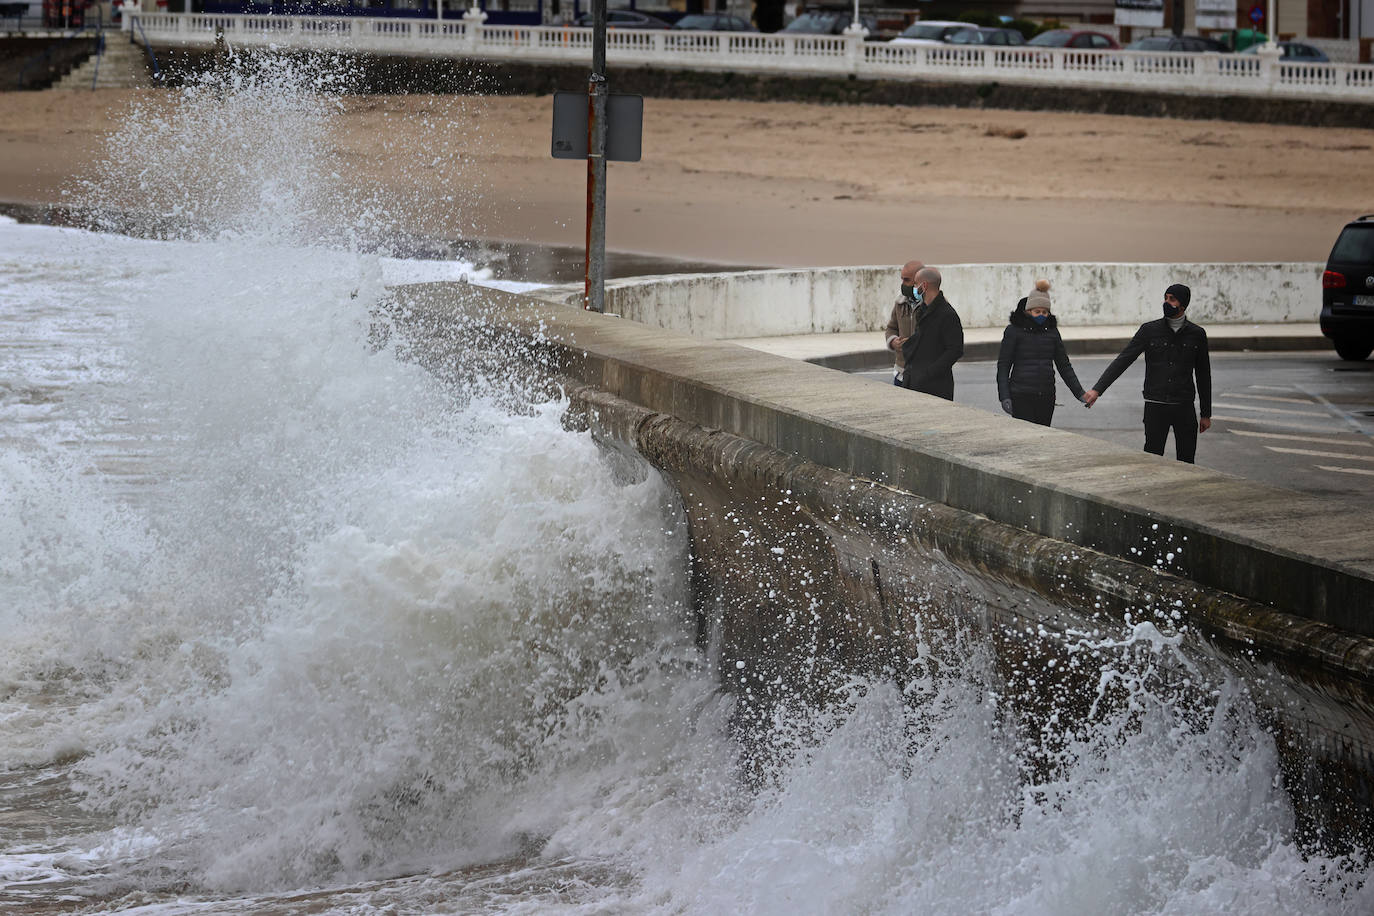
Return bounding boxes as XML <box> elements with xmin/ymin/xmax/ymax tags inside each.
<box><xmin>1</xmin><ymin>89</ymin><xmax>1370</xmax><ymax>269</ymax></box>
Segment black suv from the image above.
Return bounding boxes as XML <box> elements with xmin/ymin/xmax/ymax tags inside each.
<box><xmin>1321</xmin><ymin>215</ymin><xmax>1374</xmax><ymax>361</ymax></box>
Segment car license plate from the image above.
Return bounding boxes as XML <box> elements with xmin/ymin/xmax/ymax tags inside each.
<box><xmin>1355</xmin><ymin>295</ymin><xmax>1374</xmax><ymax>306</ymax></box>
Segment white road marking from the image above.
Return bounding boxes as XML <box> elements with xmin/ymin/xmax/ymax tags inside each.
<box><xmin>1294</xmin><ymin>384</ymin><xmax>1374</xmax><ymax>442</ymax></box>
<box><xmin>1316</xmin><ymin>465</ymin><xmax>1374</xmax><ymax>477</ymax></box>
<box><xmin>1211</xmin><ymin>414</ymin><xmax>1346</xmax><ymax>433</ymax></box>
<box><xmin>1264</xmin><ymin>446</ymin><xmax>1374</xmax><ymax>462</ymax></box>
<box><xmin>1211</xmin><ymin>402</ymin><xmax>1327</xmax><ymax>416</ymax></box>
<box><xmin>1228</xmin><ymin>428</ymin><xmax>1373</xmax><ymax>447</ymax></box>
<box><xmin>1218</xmin><ymin>392</ymin><xmax>1317</xmax><ymax>405</ymax></box>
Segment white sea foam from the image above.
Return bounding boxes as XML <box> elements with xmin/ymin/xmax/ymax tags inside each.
<box><xmin>377</xmin><ymin>255</ymin><xmax>545</xmax><ymax>293</ymax></box>
<box><xmin>0</xmin><ymin>213</ymin><xmax>724</xmax><ymax>903</ymax></box>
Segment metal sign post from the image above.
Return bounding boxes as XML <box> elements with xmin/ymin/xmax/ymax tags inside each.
<box><xmin>586</xmin><ymin>0</ymin><xmax>608</xmax><ymax>312</ymax></box>
<box><xmin>550</xmin><ymin>3</ymin><xmax>642</xmax><ymax>313</ymax></box>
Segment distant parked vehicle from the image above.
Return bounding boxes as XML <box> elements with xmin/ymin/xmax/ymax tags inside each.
<box><xmin>783</xmin><ymin>11</ymin><xmax>878</xmax><ymax>36</ymax></box>
<box><xmin>943</xmin><ymin>26</ymin><xmax>983</xmax><ymax>45</ymax></box>
<box><xmin>946</xmin><ymin>26</ymin><xmax>1026</xmax><ymax>46</ymax></box>
<box><xmin>1321</xmin><ymin>214</ymin><xmax>1374</xmax><ymax>361</ymax></box>
<box><xmin>1027</xmin><ymin>29</ymin><xmax>1121</xmax><ymax>50</ymax></box>
<box><xmin>671</xmin><ymin>13</ymin><xmax>757</xmax><ymax>32</ymax></box>
<box><xmin>572</xmin><ymin>10</ymin><xmax>673</xmax><ymax>29</ymax></box>
<box><xmin>1124</xmin><ymin>35</ymin><xmax>1231</xmax><ymax>52</ymax></box>
<box><xmin>888</xmin><ymin>20</ymin><xmax>970</xmax><ymax>46</ymax></box>
<box><xmin>1238</xmin><ymin>41</ymin><xmax>1330</xmax><ymax>61</ymax></box>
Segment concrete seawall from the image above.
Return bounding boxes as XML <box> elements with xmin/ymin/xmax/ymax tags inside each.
<box><xmin>145</xmin><ymin>47</ymin><xmax>1374</xmax><ymax>129</ymax></box>
<box><xmin>535</xmin><ymin>262</ymin><xmax>1322</xmax><ymax>340</ymax></box>
<box><xmin>393</xmin><ymin>281</ymin><xmax>1374</xmax><ymax>843</ymax></box>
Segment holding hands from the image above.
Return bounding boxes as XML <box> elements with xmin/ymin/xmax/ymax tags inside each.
<box><xmin>1082</xmin><ymin>389</ymin><xmax>1099</xmax><ymax>408</ymax></box>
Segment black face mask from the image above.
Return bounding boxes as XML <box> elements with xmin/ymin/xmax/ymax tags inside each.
<box><xmin>1163</xmin><ymin>302</ymin><xmax>1184</xmax><ymax>319</ymax></box>
<box><xmin>901</xmin><ymin>284</ymin><xmax>915</xmax><ymax>301</ymax></box>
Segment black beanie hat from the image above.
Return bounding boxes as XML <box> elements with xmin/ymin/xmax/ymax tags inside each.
<box><xmin>1165</xmin><ymin>283</ymin><xmax>1191</xmax><ymax>309</ymax></box>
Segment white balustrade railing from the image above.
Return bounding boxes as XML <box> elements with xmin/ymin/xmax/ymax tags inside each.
<box><xmin>133</xmin><ymin>12</ymin><xmax>1374</xmax><ymax>103</ymax></box>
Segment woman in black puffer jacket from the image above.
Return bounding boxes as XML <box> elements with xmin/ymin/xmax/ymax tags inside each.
<box><xmin>995</xmin><ymin>279</ymin><xmax>1086</xmax><ymax>427</ymax></box>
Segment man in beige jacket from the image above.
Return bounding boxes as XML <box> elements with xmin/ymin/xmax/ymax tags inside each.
<box><xmin>883</xmin><ymin>259</ymin><xmax>924</xmax><ymax>386</ymax></box>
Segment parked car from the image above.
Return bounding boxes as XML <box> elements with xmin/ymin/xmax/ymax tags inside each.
<box><xmin>783</xmin><ymin>11</ymin><xmax>878</xmax><ymax>36</ymax></box>
<box><xmin>1238</xmin><ymin>41</ymin><xmax>1330</xmax><ymax>62</ymax></box>
<box><xmin>671</xmin><ymin>13</ymin><xmax>757</xmax><ymax>32</ymax></box>
<box><xmin>946</xmin><ymin>26</ymin><xmax>1026</xmax><ymax>46</ymax></box>
<box><xmin>572</xmin><ymin>10</ymin><xmax>672</xmax><ymax>29</ymax></box>
<box><xmin>943</xmin><ymin>26</ymin><xmax>984</xmax><ymax>45</ymax></box>
<box><xmin>1027</xmin><ymin>29</ymin><xmax>1120</xmax><ymax>50</ymax></box>
<box><xmin>888</xmin><ymin>20</ymin><xmax>971</xmax><ymax>46</ymax></box>
<box><xmin>1124</xmin><ymin>35</ymin><xmax>1231</xmax><ymax>52</ymax></box>
<box><xmin>1321</xmin><ymin>214</ymin><xmax>1374</xmax><ymax>361</ymax></box>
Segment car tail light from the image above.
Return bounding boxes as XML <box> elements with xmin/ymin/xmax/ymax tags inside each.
<box><xmin>1323</xmin><ymin>270</ymin><xmax>1347</xmax><ymax>289</ymax></box>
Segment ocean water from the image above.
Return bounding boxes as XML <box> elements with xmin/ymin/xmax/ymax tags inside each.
<box><xmin>2</xmin><ymin>52</ymin><xmax>1373</xmax><ymax>915</ymax></box>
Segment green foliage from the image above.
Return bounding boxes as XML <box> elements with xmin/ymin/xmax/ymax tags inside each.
<box><xmin>1032</xmin><ymin>18</ymin><xmax>1063</xmax><ymax>37</ymax></box>
<box><xmin>1007</xmin><ymin>18</ymin><xmax>1038</xmax><ymax>40</ymax></box>
<box><xmin>1228</xmin><ymin>28</ymin><xmax>1269</xmax><ymax>51</ymax></box>
<box><xmin>954</xmin><ymin>9</ymin><xmax>997</xmax><ymax>26</ymax></box>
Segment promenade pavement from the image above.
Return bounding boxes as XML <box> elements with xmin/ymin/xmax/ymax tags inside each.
<box><xmin>435</xmin><ymin>285</ymin><xmax>1371</xmax><ymax>633</ymax></box>
<box><xmin>730</xmin><ymin>321</ymin><xmax>1374</xmax><ymax>516</ymax></box>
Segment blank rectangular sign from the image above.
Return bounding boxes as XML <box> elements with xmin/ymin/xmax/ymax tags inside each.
<box><xmin>551</xmin><ymin>90</ymin><xmax>644</xmax><ymax>162</ymax></box>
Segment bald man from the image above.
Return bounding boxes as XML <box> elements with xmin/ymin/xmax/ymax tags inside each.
<box><xmin>900</xmin><ymin>267</ymin><xmax>965</xmax><ymax>400</ymax></box>
<box><xmin>883</xmin><ymin>259</ymin><xmax>924</xmax><ymax>386</ymax></box>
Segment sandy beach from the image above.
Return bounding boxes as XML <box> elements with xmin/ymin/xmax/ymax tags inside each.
<box><xmin>1</xmin><ymin>88</ymin><xmax>1371</xmax><ymax>268</ymax></box>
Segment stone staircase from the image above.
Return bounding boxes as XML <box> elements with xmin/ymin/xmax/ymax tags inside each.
<box><xmin>54</xmin><ymin>29</ymin><xmax>151</xmax><ymax>89</ymax></box>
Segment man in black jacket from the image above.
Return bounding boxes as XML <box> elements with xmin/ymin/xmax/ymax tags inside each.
<box><xmin>900</xmin><ymin>267</ymin><xmax>965</xmax><ymax>400</ymax></box>
<box><xmin>1083</xmin><ymin>283</ymin><xmax>1212</xmax><ymax>463</ymax></box>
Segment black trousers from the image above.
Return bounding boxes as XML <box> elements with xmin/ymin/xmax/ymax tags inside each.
<box><xmin>1143</xmin><ymin>401</ymin><xmax>1198</xmax><ymax>463</ymax></box>
<box><xmin>1011</xmin><ymin>392</ymin><xmax>1056</xmax><ymax>427</ymax></box>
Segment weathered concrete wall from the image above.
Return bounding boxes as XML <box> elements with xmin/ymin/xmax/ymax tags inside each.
<box><xmin>537</xmin><ymin>262</ymin><xmax>1323</xmax><ymax>339</ymax></box>
<box><xmin>392</xmin><ymin>281</ymin><xmax>1374</xmax><ymax>844</ymax></box>
<box><xmin>569</xmin><ymin>383</ymin><xmax>1374</xmax><ymax>845</ymax></box>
